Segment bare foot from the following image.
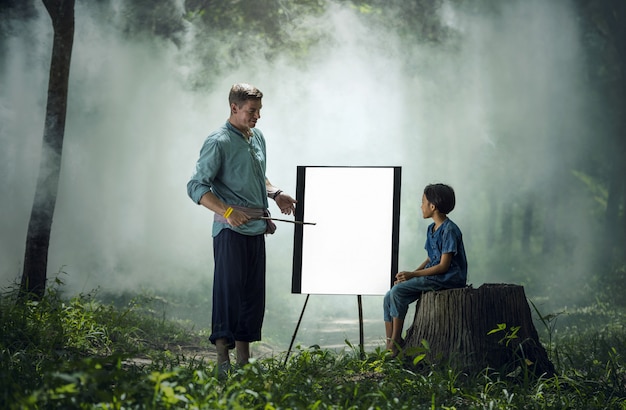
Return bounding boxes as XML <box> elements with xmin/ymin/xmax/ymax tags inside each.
<box><xmin>386</xmin><ymin>338</ymin><xmax>404</xmax><ymax>356</ymax></box>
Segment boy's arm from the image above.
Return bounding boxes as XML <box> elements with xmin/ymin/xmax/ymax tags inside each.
<box><xmin>395</xmin><ymin>258</ymin><xmax>430</xmax><ymax>283</ymax></box>
<box><xmin>396</xmin><ymin>254</ymin><xmax>452</xmax><ymax>282</ymax></box>
<box><xmin>415</xmin><ymin>253</ymin><xmax>453</xmax><ymax>277</ymax></box>
<box><xmin>416</xmin><ymin>258</ymin><xmax>430</xmax><ymax>271</ymax></box>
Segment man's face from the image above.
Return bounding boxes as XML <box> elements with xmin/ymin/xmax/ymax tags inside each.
<box><xmin>231</xmin><ymin>99</ymin><xmax>262</xmax><ymax>131</ymax></box>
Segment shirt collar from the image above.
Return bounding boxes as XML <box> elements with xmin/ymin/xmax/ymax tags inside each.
<box><xmin>226</xmin><ymin>121</ymin><xmax>253</xmax><ymax>141</ymax></box>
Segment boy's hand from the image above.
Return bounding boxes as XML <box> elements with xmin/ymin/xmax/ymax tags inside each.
<box><xmin>395</xmin><ymin>271</ymin><xmax>413</xmax><ymax>282</ymax></box>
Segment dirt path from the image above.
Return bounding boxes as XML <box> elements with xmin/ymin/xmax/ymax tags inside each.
<box><xmin>125</xmin><ymin>339</ymin><xmax>279</xmax><ymax>368</ymax></box>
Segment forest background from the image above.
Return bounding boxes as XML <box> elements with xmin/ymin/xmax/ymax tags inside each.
<box><xmin>1</xmin><ymin>0</ymin><xmax>624</xmax><ymax>351</ymax></box>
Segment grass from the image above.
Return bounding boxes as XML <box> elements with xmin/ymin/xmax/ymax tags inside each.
<box><xmin>1</xmin><ymin>280</ymin><xmax>625</xmax><ymax>409</ymax></box>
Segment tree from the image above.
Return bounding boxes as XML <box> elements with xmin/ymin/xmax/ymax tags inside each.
<box><xmin>20</xmin><ymin>0</ymin><xmax>75</xmax><ymax>299</ymax></box>
<box><xmin>181</xmin><ymin>0</ymin><xmax>329</xmax><ymax>89</ymax></box>
<box><xmin>16</xmin><ymin>0</ymin><xmax>326</xmax><ymax>297</ymax></box>
<box><xmin>594</xmin><ymin>1</ymin><xmax>626</xmax><ymax>260</ymax></box>
<box><xmin>573</xmin><ymin>0</ymin><xmax>626</xmax><ymax>268</ymax></box>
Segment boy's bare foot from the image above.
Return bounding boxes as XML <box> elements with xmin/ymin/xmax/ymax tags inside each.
<box><xmin>386</xmin><ymin>338</ymin><xmax>404</xmax><ymax>355</ymax></box>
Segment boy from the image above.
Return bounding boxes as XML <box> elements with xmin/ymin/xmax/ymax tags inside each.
<box><xmin>383</xmin><ymin>183</ymin><xmax>467</xmax><ymax>354</ymax></box>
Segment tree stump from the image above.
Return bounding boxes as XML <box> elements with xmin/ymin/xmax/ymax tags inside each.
<box><xmin>403</xmin><ymin>283</ymin><xmax>555</xmax><ymax>377</ymax></box>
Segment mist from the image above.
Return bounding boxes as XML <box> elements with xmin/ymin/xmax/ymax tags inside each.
<box><xmin>0</xmin><ymin>0</ymin><xmax>599</xmax><ymax>350</ymax></box>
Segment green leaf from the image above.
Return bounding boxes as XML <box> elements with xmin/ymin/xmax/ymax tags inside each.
<box><xmin>487</xmin><ymin>323</ymin><xmax>507</xmax><ymax>335</ymax></box>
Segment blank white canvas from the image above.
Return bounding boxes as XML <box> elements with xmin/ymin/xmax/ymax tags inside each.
<box><xmin>299</xmin><ymin>167</ymin><xmax>396</xmax><ymax>295</ymax></box>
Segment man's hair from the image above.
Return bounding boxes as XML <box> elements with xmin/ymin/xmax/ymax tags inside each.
<box><xmin>424</xmin><ymin>183</ymin><xmax>456</xmax><ymax>214</ymax></box>
<box><xmin>229</xmin><ymin>83</ymin><xmax>263</xmax><ymax>108</ymax></box>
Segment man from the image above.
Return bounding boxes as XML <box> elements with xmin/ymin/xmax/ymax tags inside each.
<box><xmin>187</xmin><ymin>83</ymin><xmax>296</xmax><ymax>374</ymax></box>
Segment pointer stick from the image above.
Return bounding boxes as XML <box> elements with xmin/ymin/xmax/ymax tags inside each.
<box><xmin>259</xmin><ymin>216</ymin><xmax>316</xmax><ymax>225</ymax></box>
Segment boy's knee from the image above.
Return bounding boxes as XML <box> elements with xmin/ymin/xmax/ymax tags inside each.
<box><xmin>389</xmin><ymin>287</ymin><xmax>403</xmax><ymax>302</ymax></box>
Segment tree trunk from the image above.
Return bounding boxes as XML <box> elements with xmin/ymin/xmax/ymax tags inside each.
<box><xmin>20</xmin><ymin>0</ymin><xmax>75</xmax><ymax>299</ymax></box>
<box><xmin>600</xmin><ymin>0</ymin><xmax>626</xmax><ymax>265</ymax></box>
<box><xmin>521</xmin><ymin>198</ymin><xmax>533</xmax><ymax>253</ymax></box>
<box><xmin>486</xmin><ymin>191</ymin><xmax>497</xmax><ymax>247</ymax></box>
<box><xmin>541</xmin><ymin>190</ymin><xmax>556</xmax><ymax>256</ymax></box>
<box><xmin>403</xmin><ymin>284</ymin><xmax>555</xmax><ymax>377</ymax></box>
<box><xmin>500</xmin><ymin>206</ymin><xmax>513</xmax><ymax>250</ymax></box>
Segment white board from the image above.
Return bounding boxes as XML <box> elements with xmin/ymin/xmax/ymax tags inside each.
<box><xmin>292</xmin><ymin>166</ymin><xmax>401</xmax><ymax>295</ymax></box>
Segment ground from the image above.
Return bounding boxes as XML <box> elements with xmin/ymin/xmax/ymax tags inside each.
<box><xmin>126</xmin><ymin>336</ymin><xmax>279</xmax><ymax>367</ymax></box>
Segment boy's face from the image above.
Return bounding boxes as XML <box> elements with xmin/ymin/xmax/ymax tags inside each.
<box><xmin>421</xmin><ymin>194</ymin><xmax>435</xmax><ymax>219</ymax></box>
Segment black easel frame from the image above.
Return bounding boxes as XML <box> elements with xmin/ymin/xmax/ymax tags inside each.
<box><xmin>284</xmin><ymin>294</ymin><xmax>366</xmax><ymax>366</ymax></box>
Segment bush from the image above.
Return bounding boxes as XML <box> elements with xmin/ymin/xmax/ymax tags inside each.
<box><xmin>1</xmin><ymin>281</ymin><xmax>625</xmax><ymax>409</ymax></box>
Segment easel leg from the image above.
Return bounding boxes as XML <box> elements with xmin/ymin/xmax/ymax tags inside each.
<box><xmin>284</xmin><ymin>294</ymin><xmax>310</xmax><ymax>366</ymax></box>
<box><xmin>358</xmin><ymin>295</ymin><xmax>365</xmax><ymax>358</ymax></box>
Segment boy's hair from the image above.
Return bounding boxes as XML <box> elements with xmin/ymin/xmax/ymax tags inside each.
<box><xmin>229</xmin><ymin>83</ymin><xmax>263</xmax><ymax>108</ymax></box>
<box><xmin>424</xmin><ymin>183</ymin><xmax>456</xmax><ymax>214</ymax></box>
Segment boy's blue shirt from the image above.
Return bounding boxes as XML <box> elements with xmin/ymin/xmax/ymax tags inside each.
<box><xmin>187</xmin><ymin>121</ymin><xmax>268</xmax><ymax>237</ymax></box>
<box><xmin>423</xmin><ymin>218</ymin><xmax>468</xmax><ymax>288</ymax></box>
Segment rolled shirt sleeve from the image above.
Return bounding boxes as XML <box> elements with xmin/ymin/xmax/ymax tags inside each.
<box><xmin>187</xmin><ymin>136</ymin><xmax>222</xmax><ymax>204</ymax></box>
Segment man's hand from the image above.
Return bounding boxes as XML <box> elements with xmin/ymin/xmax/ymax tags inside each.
<box><xmin>275</xmin><ymin>193</ymin><xmax>297</xmax><ymax>215</ymax></box>
<box><xmin>226</xmin><ymin>209</ymin><xmax>250</xmax><ymax>227</ymax></box>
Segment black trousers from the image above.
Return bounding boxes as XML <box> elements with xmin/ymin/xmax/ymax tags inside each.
<box><xmin>209</xmin><ymin>229</ymin><xmax>266</xmax><ymax>347</ymax></box>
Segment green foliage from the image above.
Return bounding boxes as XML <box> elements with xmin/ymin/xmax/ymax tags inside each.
<box><xmin>349</xmin><ymin>0</ymin><xmax>456</xmax><ymax>45</ymax></box>
<box><xmin>487</xmin><ymin>323</ymin><xmax>521</xmax><ymax>347</ymax></box>
<box><xmin>571</xmin><ymin>169</ymin><xmax>609</xmax><ymax>211</ymax></box>
<box><xmin>179</xmin><ymin>0</ymin><xmax>331</xmax><ymax>89</ymax></box>
<box><xmin>0</xmin><ymin>279</ymin><xmax>196</xmax><ymax>408</ymax></box>
<box><xmin>2</xmin><ymin>282</ymin><xmax>626</xmax><ymax>409</ymax></box>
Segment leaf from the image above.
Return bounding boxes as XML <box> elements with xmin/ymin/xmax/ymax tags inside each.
<box><xmin>487</xmin><ymin>323</ymin><xmax>507</xmax><ymax>335</ymax></box>
<box><xmin>413</xmin><ymin>353</ymin><xmax>426</xmax><ymax>366</ymax></box>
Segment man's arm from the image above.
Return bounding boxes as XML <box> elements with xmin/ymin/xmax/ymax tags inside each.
<box><xmin>265</xmin><ymin>178</ymin><xmax>297</xmax><ymax>215</ymax></box>
<box><xmin>198</xmin><ymin>191</ymin><xmax>249</xmax><ymax>227</ymax></box>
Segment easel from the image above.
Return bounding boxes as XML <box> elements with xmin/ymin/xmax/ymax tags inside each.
<box><xmin>285</xmin><ymin>166</ymin><xmax>401</xmax><ymax>365</ymax></box>
<box><xmin>284</xmin><ymin>294</ymin><xmax>366</xmax><ymax>366</ymax></box>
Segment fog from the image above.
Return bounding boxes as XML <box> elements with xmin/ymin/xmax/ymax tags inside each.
<box><xmin>0</xmin><ymin>0</ymin><xmax>596</xmax><ymax>350</ymax></box>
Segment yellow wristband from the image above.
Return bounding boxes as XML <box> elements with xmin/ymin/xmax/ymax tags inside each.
<box><xmin>223</xmin><ymin>207</ymin><xmax>233</xmax><ymax>218</ymax></box>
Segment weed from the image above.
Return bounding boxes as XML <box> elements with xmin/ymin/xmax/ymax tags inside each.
<box><xmin>1</xmin><ymin>282</ymin><xmax>625</xmax><ymax>409</ymax></box>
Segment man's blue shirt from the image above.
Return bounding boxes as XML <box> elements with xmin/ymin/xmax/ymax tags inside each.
<box><xmin>187</xmin><ymin>121</ymin><xmax>268</xmax><ymax>236</ymax></box>
<box><xmin>423</xmin><ymin>218</ymin><xmax>468</xmax><ymax>288</ymax></box>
